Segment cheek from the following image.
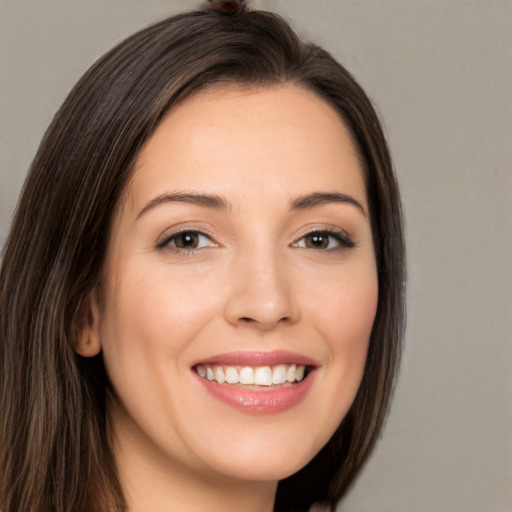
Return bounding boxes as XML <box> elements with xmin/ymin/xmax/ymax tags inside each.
<box><xmin>97</xmin><ymin>265</ymin><xmax>172</xmax><ymax>388</ymax></box>
<box><xmin>96</xmin><ymin>264</ymin><xmax>219</xmax><ymax>438</ymax></box>
<box><xmin>280</xmin><ymin>264</ymin><xmax>378</xmax><ymax>461</ymax></box>
<box><xmin>310</xmin><ymin>263</ymin><xmax>378</xmax><ymax>402</ymax></box>
<box><xmin>98</xmin><ymin>261</ymin><xmax>222</xmax><ymax>375</ymax></box>
<box><xmin>312</xmin><ymin>263</ymin><xmax>378</xmax><ymax>353</ymax></box>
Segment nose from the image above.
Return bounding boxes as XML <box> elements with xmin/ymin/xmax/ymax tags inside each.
<box><xmin>223</xmin><ymin>249</ymin><xmax>300</xmax><ymax>331</ymax></box>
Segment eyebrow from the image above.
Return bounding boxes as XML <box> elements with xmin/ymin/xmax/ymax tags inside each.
<box><xmin>137</xmin><ymin>190</ymin><xmax>366</xmax><ymax>219</ymax></box>
<box><xmin>137</xmin><ymin>192</ymin><xmax>230</xmax><ymax>219</ymax></box>
<box><xmin>290</xmin><ymin>192</ymin><xmax>367</xmax><ymax>218</ymax></box>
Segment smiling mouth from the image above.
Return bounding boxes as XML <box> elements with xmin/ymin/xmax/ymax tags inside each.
<box><xmin>192</xmin><ymin>352</ymin><xmax>318</xmax><ymax>413</ymax></box>
<box><xmin>194</xmin><ymin>363</ymin><xmax>310</xmax><ymax>388</ymax></box>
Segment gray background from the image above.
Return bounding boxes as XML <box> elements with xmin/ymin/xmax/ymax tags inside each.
<box><xmin>1</xmin><ymin>1</ymin><xmax>511</xmax><ymax>511</ymax></box>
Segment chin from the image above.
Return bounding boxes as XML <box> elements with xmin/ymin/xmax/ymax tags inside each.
<box><xmin>203</xmin><ymin>442</ymin><xmax>319</xmax><ymax>483</ymax></box>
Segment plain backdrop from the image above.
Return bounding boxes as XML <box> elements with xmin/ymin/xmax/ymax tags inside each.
<box><xmin>1</xmin><ymin>1</ymin><xmax>511</xmax><ymax>511</ymax></box>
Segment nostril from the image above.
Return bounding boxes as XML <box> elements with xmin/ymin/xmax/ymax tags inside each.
<box><xmin>239</xmin><ymin>316</ymin><xmax>290</xmax><ymax>323</ymax></box>
<box><xmin>238</xmin><ymin>316</ymin><xmax>291</xmax><ymax>328</ymax></box>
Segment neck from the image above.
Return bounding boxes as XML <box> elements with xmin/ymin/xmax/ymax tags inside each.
<box><xmin>123</xmin><ymin>473</ymin><xmax>276</xmax><ymax>512</ymax></box>
<box><xmin>123</xmin><ymin>465</ymin><xmax>277</xmax><ymax>512</ymax></box>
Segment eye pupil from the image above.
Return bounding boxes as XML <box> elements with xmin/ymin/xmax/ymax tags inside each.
<box><xmin>175</xmin><ymin>232</ymin><xmax>199</xmax><ymax>248</ymax></box>
<box><xmin>306</xmin><ymin>234</ymin><xmax>328</xmax><ymax>249</ymax></box>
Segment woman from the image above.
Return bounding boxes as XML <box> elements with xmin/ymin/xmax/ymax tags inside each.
<box><xmin>0</xmin><ymin>1</ymin><xmax>405</xmax><ymax>511</ymax></box>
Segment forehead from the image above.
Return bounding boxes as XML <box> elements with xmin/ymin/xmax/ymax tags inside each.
<box><xmin>125</xmin><ymin>84</ymin><xmax>366</xmax><ymax>214</ymax></box>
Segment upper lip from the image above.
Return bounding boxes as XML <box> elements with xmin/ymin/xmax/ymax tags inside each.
<box><xmin>193</xmin><ymin>350</ymin><xmax>320</xmax><ymax>368</ymax></box>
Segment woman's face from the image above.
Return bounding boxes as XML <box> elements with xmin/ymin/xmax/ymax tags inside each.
<box><xmin>83</xmin><ymin>85</ymin><xmax>378</xmax><ymax>485</ymax></box>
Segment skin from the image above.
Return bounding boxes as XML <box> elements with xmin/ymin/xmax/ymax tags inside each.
<box><xmin>78</xmin><ymin>85</ymin><xmax>378</xmax><ymax>512</ymax></box>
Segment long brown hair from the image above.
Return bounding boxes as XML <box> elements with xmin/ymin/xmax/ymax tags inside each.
<box><xmin>0</xmin><ymin>4</ymin><xmax>405</xmax><ymax>512</ymax></box>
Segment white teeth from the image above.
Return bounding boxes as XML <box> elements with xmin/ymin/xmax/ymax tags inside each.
<box><xmin>225</xmin><ymin>367</ymin><xmax>239</xmax><ymax>384</ymax></box>
<box><xmin>272</xmin><ymin>364</ymin><xmax>287</xmax><ymax>384</ymax></box>
<box><xmin>214</xmin><ymin>366</ymin><xmax>225</xmax><ymax>384</ymax></box>
<box><xmin>196</xmin><ymin>364</ymin><xmax>308</xmax><ymax>386</ymax></box>
<box><xmin>239</xmin><ymin>367</ymin><xmax>255</xmax><ymax>385</ymax></box>
<box><xmin>254</xmin><ymin>366</ymin><xmax>272</xmax><ymax>386</ymax></box>
<box><xmin>286</xmin><ymin>364</ymin><xmax>296</xmax><ymax>382</ymax></box>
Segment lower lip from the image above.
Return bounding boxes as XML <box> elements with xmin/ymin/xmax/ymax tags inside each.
<box><xmin>195</xmin><ymin>371</ymin><xmax>315</xmax><ymax>415</ymax></box>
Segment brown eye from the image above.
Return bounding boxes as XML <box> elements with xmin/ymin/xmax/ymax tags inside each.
<box><xmin>157</xmin><ymin>231</ymin><xmax>214</xmax><ymax>251</ymax></box>
<box><xmin>174</xmin><ymin>232</ymin><xmax>200</xmax><ymax>249</ymax></box>
<box><xmin>295</xmin><ymin>230</ymin><xmax>355</xmax><ymax>250</ymax></box>
<box><xmin>304</xmin><ymin>233</ymin><xmax>330</xmax><ymax>249</ymax></box>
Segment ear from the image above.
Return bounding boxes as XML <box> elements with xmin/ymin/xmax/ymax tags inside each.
<box><xmin>74</xmin><ymin>291</ymin><xmax>102</xmax><ymax>358</ymax></box>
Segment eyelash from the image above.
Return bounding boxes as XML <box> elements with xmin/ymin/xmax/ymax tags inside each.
<box><xmin>156</xmin><ymin>229</ymin><xmax>216</xmax><ymax>253</ymax></box>
<box><xmin>293</xmin><ymin>229</ymin><xmax>356</xmax><ymax>252</ymax></box>
<box><xmin>156</xmin><ymin>228</ymin><xmax>355</xmax><ymax>255</ymax></box>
